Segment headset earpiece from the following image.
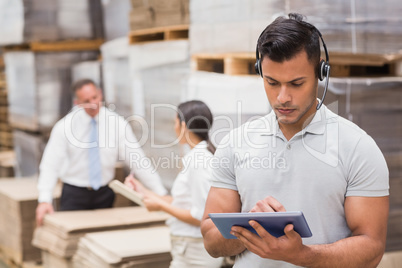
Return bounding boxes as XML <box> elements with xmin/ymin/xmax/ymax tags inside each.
<box><xmin>318</xmin><ymin>59</ymin><xmax>326</xmax><ymax>81</ymax></box>
<box><xmin>254</xmin><ymin>60</ymin><xmax>260</xmax><ymax>76</ymax></box>
<box><xmin>255</xmin><ymin>44</ymin><xmax>262</xmax><ymax>77</ymax></box>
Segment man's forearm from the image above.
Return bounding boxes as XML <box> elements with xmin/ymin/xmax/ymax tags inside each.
<box><xmin>292</xmin><ymin>235</ymin><xmax>385</xmax><ymax>268</ymax></box>
<box><xmin>202</xmin><ymin>218</ymin><xmax>245</xmax><ymax>258</ymax></box>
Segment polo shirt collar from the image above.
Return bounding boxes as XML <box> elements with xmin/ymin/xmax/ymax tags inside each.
<box><xmin>261</xmin><ymin>103</ymin><xmax>327</xmax><ymax>137</ymax></box>
<box><xmin>303</xmin><ymin>105</ymin><xmax>326</xmax><ymax>135</ymax></box>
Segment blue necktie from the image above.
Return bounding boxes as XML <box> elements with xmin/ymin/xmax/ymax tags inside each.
<box><xmin>89</xmin><ymin>118</ymin><xmax>102</xmax><ymax>190</ymax></box>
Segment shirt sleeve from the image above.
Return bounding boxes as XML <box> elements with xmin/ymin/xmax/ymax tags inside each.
<box><xmin>119</xmin><ymin>119</ymin><xmax>167</xmax><ymax>196</ymax></box>
<box><xmin>38</xmin><ymin>121</ymin><xmax>67</xmax><ymax>203</ymax></box>
<box><xmin>188</xmin><ymin>152</ymin><xmax>213</xmax><ymax>221</ymax></box>
<box><xmin>210</xmin><ymin>132</ymin><xmax>238</xmax><ymax>191</ymax></box>
<box><xmin>346</xmin><ymin>134</ymin><xmax>389</xmax><ymax>197</ymax></box>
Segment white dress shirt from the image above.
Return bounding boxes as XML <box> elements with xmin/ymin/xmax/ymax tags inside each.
<box><xmin>38</xmin><ymin>106</ymin><xmax>167</xmax><ymax>203</ymax></box>
<box><xmin>167</xmin><ymin>141</ymin><xmax>213</xmax><ymax>238</ymax></box>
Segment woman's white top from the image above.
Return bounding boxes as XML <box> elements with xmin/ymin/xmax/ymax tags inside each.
<box><xmin>167</xmin><ymin>141</ymin><xmax>213</xmax><ymax>238</ymax></box>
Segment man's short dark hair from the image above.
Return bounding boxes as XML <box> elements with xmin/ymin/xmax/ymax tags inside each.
<box><xmin>71</xmin><ymin>79</ymin><xmax>97</xmax><ymax>94</ymax></box>
<box><xmin>258</xmin><ymin>13</ymin><xmax>321</xmax><ymax>76</ymax></box>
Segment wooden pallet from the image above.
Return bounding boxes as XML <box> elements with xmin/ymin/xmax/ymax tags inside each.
<box><xmin>192</xmin><ymin>51</ymin><xmax>402</xmax><ymax>77</ymax></box>
<box><xmin>129</xmin><ymin>25</ymin><xmax>189</xmax><ymax>45</ymax></box>
<box><xmin>192</xmin><ymin>52</ymin><xmax>256</xmax><ymax>75</ymax></box>
<box><xmin>2</xmin><ymin>39</ymin><xmax>104</xmax><ymax>53</ymax></box>
<box><xmin>327</xmin><ymin>52</ymin><xmax>402</xmax><ymax>77</ymax></box>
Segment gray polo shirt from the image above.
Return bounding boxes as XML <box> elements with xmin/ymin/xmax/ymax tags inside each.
<box><xmin>211</xmin><ymin>104</ymin><xmax>389</xmax><ymax>268</ymax></box>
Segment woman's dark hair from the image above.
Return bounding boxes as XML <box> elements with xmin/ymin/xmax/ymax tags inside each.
<box><xmin>177</xmin><ymin>100</ymin><xmax>215</xmax><ymax>154</ymax></box>
<box><xmin>257</xmin><ymin>13</ymin><xmax>321</xmax><ymax>77</ymax></box>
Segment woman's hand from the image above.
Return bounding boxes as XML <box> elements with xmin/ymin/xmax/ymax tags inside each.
<box><xmin>124</xmin><ymin>174</ymin><xmax>147</xmax><ymax>196</ymax></box>
<box><xmin>143</xmin><ymin>193</ymin><xmax>166</xmax><ymax>211</ymax></box>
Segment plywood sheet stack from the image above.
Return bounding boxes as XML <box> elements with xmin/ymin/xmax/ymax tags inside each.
<box><xmin>72</xmin><ymin>226</ymin><xmax>171</xmax><ymax>268</ymax></box>
<box><xmin>32</xmin><ymin>207</ymin><xmax>169</xmax><ymax>268</ymax></box>
<box><xmin>129</xmin><ymin>0</ymin><xmax>189</xmax><ymax>31</ymax></box>
<box><xmin>0</xmin><ymin>178</ymin><xmax>61</xmax><ymax>266</ymax></box>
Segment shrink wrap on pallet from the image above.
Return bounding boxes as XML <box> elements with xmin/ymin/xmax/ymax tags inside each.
<box><xmin>0</xmin><ymin>0</ymin><xmax>103</xmax><ymax>45</ymax></box>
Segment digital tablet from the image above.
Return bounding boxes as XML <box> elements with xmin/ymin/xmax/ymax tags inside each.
<box><xmin>209</xmin><ymin>211</ymin><xmax>312</xmax><ymax>239</ymax></box>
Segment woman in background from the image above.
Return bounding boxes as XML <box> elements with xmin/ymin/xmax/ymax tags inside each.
<box><xmin>125</xmin><ymin>100</ymin><xmax>224</xmax><ymax>268</ymax></box>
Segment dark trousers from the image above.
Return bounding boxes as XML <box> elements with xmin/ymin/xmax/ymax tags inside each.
<box><xmin>60</xmin><ymin>183</ymin><xmax>115</xmax><ymax>211</ymax></box>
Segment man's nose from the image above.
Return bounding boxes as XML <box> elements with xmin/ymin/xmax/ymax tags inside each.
<box><xmin>277</xmin><ymin>86</ymin><xmax>291</xmax><ymax>104</ymax></box>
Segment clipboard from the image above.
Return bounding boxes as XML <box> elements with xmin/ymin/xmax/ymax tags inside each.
<box><xmin>209</xmin><ymin>211</ymin><xmax>312</xmax><ymax>239</ymax></box>
<box><xmin>108</xmin><ymin>180</ymin><xmax>145</xmax><ymax>207</ymax></box>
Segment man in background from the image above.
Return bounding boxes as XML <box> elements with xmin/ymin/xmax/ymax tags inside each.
<box><xmin>36</xmin><ymin>79</ymin><xmax>167</xmax><ymax>226</ymax></box>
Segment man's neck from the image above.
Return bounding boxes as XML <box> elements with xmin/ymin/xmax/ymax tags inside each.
<box><xmin>279</xmin><ymin>108</ymin><xmax>317</xmax><ymax>141</ymax></box>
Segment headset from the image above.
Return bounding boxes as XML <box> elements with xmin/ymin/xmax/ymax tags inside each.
<box><xmin>254</xmin><ymin>24</ymin><xmax>330</xmax><ymax>110</ymax></box>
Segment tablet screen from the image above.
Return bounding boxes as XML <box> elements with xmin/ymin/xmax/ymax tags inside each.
<box><xmin>209</xmin><ymin>211</ymin><xmax>312</xmax><ymax>239</ymax></box>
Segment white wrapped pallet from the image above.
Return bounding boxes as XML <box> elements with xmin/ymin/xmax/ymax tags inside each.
<box><xmin>288</xmin><ymin>0</ymin><xmax>402</xmax><ymax>54</ymax></box>
<box><xmin>189</xmin><ymin>0</ymin><xmax>284</xmax><ymax>54</ymax></box>
<box><xmin>0</xmin><ymin>0</ymin><xmax>103</xmax><ymax>45</ymax></box>
<box><xmin>100</xmin><ymin>37</ymin><xmax>133</xmax><ymax>117</ymax></box>
<box><xmin>72</xmin><ymin>61</ymin><xmax>102</xmax><ymax>88</ymax></box>
<box><xmin>185</xmin><ymin>71</ymin><xmax>270</xmax><ymax>145</ymax></box>
<box><xmin>102</xmin><ymin>0</ymin><xmax>132</xmax><ymax>41</ymax></box>
<box><xmin>190</xmin><ymin>0</ymin><xmax>402</xmax><ymax>55</ymax></box>
<box><xmin>101</xmin><ymin>39</ymin><xmax>190</xmax><ymax>189</ymax></box>
<box><xmin>4</xmin><ymin>50</ymin><xmax>98</xmax><ymax>132</ymax></box>
<box><xmin>129</xmin><ymin>40</ymin><xmax>190</xmax><ymax>189</ymax></box>
<box><xmin>12</xmin><ymin>130</ymin><xmax>47</xmax><ymax>177</ymax></box>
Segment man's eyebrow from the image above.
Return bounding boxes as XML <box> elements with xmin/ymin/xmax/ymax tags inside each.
<box><xmin>264</xmin><ymin>76</ymin><xmax>307</xmax><ymax>83</ymax></box>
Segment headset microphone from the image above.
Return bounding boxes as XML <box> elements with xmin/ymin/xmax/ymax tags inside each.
<box><xmin>255</xmin><ymin>25</ymin><xmax>330</xmax><ymax>110</ymax></box>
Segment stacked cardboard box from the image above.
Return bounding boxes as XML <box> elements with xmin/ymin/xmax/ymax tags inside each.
<box><xmin>0</xmin><ymin>0</ymin><xmax>103</xmax><ymax>45</ymax></box>
<box><xmin>130</xmin><ymin>0</ymin><xmax>189</xmax><ymax>31</ymax></box>
<box><xmin>0</xmin><ymin>178</ymin><xmax>61</xmax><ymax>265</ymax></box>
<box><xmin>72</xmin><ymin>226</ymin><xmax>171</xmax><ymax>268</ymax></box>
<box><xmin>32</xmin><ymin>207</ymin><xmax>169</xmax><ymax>268</ymax></box>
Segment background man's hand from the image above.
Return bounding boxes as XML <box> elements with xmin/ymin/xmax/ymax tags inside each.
<box><xmin>35</xmin><ymin>202</ymin><xmax>54</xmax><ymax>227</ymax></box>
